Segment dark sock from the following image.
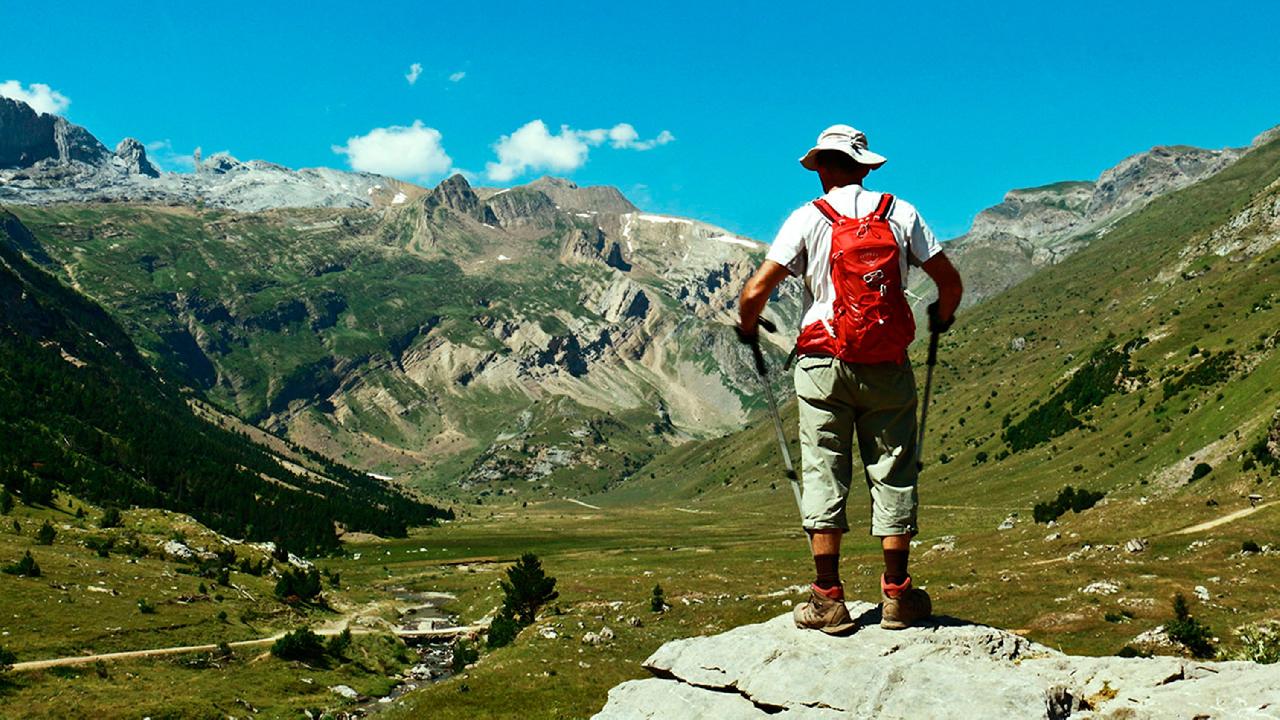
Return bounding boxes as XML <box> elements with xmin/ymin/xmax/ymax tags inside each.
<box><xmin>883</xmin><ymin>548</ymin><xmax>909</xmax><ymax>586</ymax></box>
<box><xmin>814</xmin><ymin>553</ymin><xmax>840</xmax><ymax>589</ymax></box>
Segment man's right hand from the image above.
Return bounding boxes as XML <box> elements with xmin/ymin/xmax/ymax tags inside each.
<box><xmin>736</xmin><ymin>316</ymin><xmax>777</xmax><ymax>345</ymax></box>
<box><xmin>926</xmin><ymin>301</ymin><xmax>955</xmax><ymax>334</ymax></box>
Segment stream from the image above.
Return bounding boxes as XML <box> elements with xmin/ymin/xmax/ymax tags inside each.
<box><xmin>341</xmin><ymin>591</ymin><xmax>464</xmax><ymax>717</ymax></box>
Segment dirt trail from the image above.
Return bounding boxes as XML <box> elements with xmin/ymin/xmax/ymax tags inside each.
<box><xmin>563</xmin><ymin>498</ymin><xmax>602</xmax><ymax>510</ymax></box>
<box><xmin>1165</xmin><ymin>501</ymin><xmax>1276</xmax><ymax>536</ymax></box>
<box><xmin>11</xmin><ymin>598</ymin><xmax>480</xmax><ymax>672</ymax></box>
<box><xmin>12</xmin><ymin>631</ymin><xmax>296</xmax><ymax>671</ymax></box>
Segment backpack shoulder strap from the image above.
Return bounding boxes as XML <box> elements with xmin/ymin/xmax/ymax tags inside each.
<box><xmin>812</xmin><ymin>198</ymin><xmax>843</xmax><ymax>224</ymax></box>
<box><xmin>874</xmin><ymin>193</ymin><xmax>895</xmax><ymax>221</ymax></box>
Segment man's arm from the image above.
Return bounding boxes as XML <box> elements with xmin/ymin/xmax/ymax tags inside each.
<box><xmin>921</xmin><ymin>252</ymin><xmax>963</xmax><ymax>324</ymax></box>
<box><xmin>737</xmin><ymin>260</ymin><xmax>792</xmax><ymax>335</ymax></box>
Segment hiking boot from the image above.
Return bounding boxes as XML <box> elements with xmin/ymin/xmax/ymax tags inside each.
<box><xmin>880</xmin><ymin>575</ymin><xmax>931</xmax><ymax>630</ymax></box>
<box><xmin>793</xmin><ymin>584</ymin><xmax>858</xmax><ymax>635</ymax></box>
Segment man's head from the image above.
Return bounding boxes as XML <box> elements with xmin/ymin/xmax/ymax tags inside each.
<box><xmin>799</xmin><ymin>124</ymin><xmax>885</xmax><ymax>192</ymax></box>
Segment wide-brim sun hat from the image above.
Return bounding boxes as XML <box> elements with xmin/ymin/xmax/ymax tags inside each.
<box><xmin>799</xmin><ymin>124</ymin><xmax>887</xmax><ymax>171</ymax></box>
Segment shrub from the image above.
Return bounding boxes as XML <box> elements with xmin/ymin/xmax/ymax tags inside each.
<box><xmin>0</xmin><ymin>489</ymin><xmax>12</xmax><ymax>514</ymax></box>
<box><xmin>1033</xmin><ymin>486</ymin><xmax>1105</xmax><ymax>524</ymax></box>
<box><xmin>1243</xmin><ymin>540</ymin><xmax>1262</xmax><ymax>554</ymax></box>
<box><xmin>271</xmin><ymin>628</ymin><xmax>327</xmax><ymax>664</ymax></box>
<box><xmin>1004</xmin><ymin>346</ymin><xmax>1128</xmax><ymax>451</ymax></box>
<box><xmin>1229</xmin><ymin>621</ymin><xmax>1280</xmax><ymax>664</ymax></box>
<box><xmin>486</xmin><ymin>608</ymin><xmax>520</xmax><ymax>649</ymax></box>
<box><xmin>3</xmin><ymin>551</ymin><xmax>40</xmax><ymax>577</ymax></box>
<box><xmin>651</xmin><ymin>584</ymin><xmax>666</xmax><ymax>613</ymax></box>
<box><xmin>86</xmin><ymin>536</ymin><xmax>114</xmax><ymax>558</ymax></box>
<box><xmin>451</xmin><ymin>639</ymin><xmax>479</xmax><ymax>672</ymax></box>
<box><xmin>98</xmin><ymin>506</ymin><xmax>122</xmax><ymax>529</ymax></box>
<box><xmin>1190</xmin><ymin>463</ymin><xmax>1212</xmax><ymax>482</ymax></box>
<box><xmin>274</xmin><ymin>567</ymin><xmax>323</xmax><ymax>603</ymax></box>
<box><xmin>35</xmin><ymin>520</ymin><xmax>56</xmax><ymax>545</ymax></box>
<box><xmin>137</xmin><ymin>598</ymin><xmax>156</xmax><ymax>614</ymax></box>
<box><xmin>0</xmin><ymin>645</ymin><xmax>15</xmax><ymax>673</ymax></box>
<box><xmin>326</xmin><ymin>628</ymin><xmax>352</xmax><ymax>659</ymax></box>
<box><xmin>1166</xmin><ymin>593</ymin><xmax>1215</xmax><ymax>659</ymax></box>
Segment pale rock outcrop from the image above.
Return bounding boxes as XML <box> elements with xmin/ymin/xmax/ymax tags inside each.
<box><xmin>523</xmin><ymin>176</ymin><xmax>638</xmax><ymax>214</ymax></box>
<box><xmin>485</xmin><ymin>187</ymin><xmax>557</xmax><ymax>227</ymax></box>
<box><xmin>594</xmin><ymin>602</ymin><xmax>1280</xmax><ymax>719</ymax></box>
<box><xmin>595</xmin><ymin>275</ymin><xmax>651</xmax><ymax>323</ymax></box>
<box><xmin>112</xmin><ymin>138</ymin><xmax>160</xmax><ymax>177</ymax></box>
<box><xmin>915</xmin><ymin>142</ymin><xmax>1248</xmax><ymax>311</ymax></box>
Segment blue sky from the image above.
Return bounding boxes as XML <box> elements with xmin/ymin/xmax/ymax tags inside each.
<box><xmin>3</xmin><ymin>1</ymin><xmax>1279</xmax><ymax>240</ymax></box>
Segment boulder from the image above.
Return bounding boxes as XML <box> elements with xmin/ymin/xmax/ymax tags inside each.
<box><xmin>593</xmin><ymin>603</ymin><xmax>1280</xmax><ymax>719</ymax></box>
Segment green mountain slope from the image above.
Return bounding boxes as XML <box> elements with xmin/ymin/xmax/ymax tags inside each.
<box><xmin>0</xmin><ymin>209</ymin><xmax>451</xmax><ymax>554</ymax></box>
<box><xmin>617</xmin><ymin>129</ymin><xmax>1280</xmax><ymax>531</ymax></box>
<box><xmin>4</xmin><ymin>176</ymin><xmax>796</xmax><ymax>499</ymax></box>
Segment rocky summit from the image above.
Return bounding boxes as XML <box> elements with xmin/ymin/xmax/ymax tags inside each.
<box><xmin>912</xmin><ymin>138</ymin><xmax>1264</xmax><ymax>311</ymax></box>
<box><xmin>593</xmin><ymin>602</ymin><xmax>1280</xmax><ymax>719</ymax></box>
<box><xmin>0</xmin><ymin>97</ymin><xmax>416</xmax><ymax>211</ymax></box>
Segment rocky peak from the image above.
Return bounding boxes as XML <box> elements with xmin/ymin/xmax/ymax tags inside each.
<box><xmin>595</xmin><ymin>602</ymin><xmax>1279</xmax><ymax>719</ymax></box>
<box><xmin>929</xmin><ymin>140</ymin><xmax>1248</xmax><ymax>310</ymax></box>
<box><xmin>0</xmin><ymin>97</ymin><xmax>109</xmax><ymax>169</ymax></box>
<box><xmin>425</xmin><ymin>173</ymin><xmax>497</xmax><ymax>224</ymax></box>
<box><xmin>524</xmin><ymin>175</ymin><xmax>637</xmax><ymax>214</ymax></box>
<box><xmin>1086</xmin><ymin>144</ymin><xmax>1242</xmax><ymax>219</ymax></box>
<box><xmin>484</xmin><ymin>187</ymin><xmax>557</xmax><ymax>227</ymax></box>
<box><xmin>113</xmin><ymin>138</ymin><xmax>159</xmax><ymax>177</ymax></box>
<box><xmin>200</xmin><ymin>153</ymin><xmax>246</xmax><ymax>174</ymax></box>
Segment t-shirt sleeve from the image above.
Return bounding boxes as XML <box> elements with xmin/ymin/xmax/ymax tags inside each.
<box><xmin>905</xmin><ymin>205</ymin><xmax>943</xmax><ymax>267</ymax></box>
<box><xmin>765</xmin><ymin>206</ymin><xmax>812</xmax><ymax>277</ymax></box>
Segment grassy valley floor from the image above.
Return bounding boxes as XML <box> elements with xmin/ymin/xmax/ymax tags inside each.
<box><xmin>7</xmin><ymin>470</ymin><xmax>1272</xmax><ymax>718</ymax></box>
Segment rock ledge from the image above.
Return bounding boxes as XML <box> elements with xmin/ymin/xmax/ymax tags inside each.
<box><xmin>593</xmin><ymin>601</ymin><xmax>1280</xmax><ymax>719</ymax></box>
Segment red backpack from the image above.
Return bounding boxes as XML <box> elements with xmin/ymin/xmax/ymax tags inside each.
<box><xmin>795</xmin><ymin>193</ymin><xmax>916</xmax><ymax>364</ymax></box>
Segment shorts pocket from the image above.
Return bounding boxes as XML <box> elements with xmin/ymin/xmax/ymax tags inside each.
<box><xmin>797</xmin><ymin>356</ymin><xmax>834</xmax><ymax>371</ymax></box>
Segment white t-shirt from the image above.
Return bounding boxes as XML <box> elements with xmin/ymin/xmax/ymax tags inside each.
<box><xmin>765</xmin><ymin>184</ymin><xmax>943</xmax><ymax>331</ymax></box>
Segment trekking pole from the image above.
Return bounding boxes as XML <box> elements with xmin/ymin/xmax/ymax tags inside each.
<box><xmin>745</xmin><ymin>318</ymin><xmax>811</xmax><ymax>553</ymax></box>
<box><xmin>916</xmin><ymin>330</ymin><xmax>940</xmax><ymax>471</ymax></box>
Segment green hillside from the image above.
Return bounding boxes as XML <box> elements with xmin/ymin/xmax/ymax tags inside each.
<box><xmin>0</xmin><ymin>209</ymin><xmax>451</xmax><ymax>554</ymax></box>
<box><xmin>4</xmin><ymin>191</ymin><xmax>787</xmax><ymax>499</ymax></box>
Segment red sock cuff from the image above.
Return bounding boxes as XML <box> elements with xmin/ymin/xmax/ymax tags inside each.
<box><xmin>881</xmin><ymin>574</ymin><xmax>912</xmax><ymax>597</ymax></box>
<box><xmin>812</xmin><ymin>582</ymin><xmax>844</xmax><ymax>600</ymax></box>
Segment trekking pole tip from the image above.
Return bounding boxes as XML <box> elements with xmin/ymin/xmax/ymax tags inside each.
<box><xmin>785</xmin><ymin>469</ymin><xmax>797</xmax><ymax>480</ymax></box>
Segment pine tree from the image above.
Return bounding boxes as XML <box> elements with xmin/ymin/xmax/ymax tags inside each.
<box><xmin>499</xmin><ymin>553</ymin><xmax>558</xmax><ymax>626</ymax></box>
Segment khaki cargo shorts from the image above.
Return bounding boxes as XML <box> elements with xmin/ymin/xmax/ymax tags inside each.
<box><xmin>793</xmin><ymin>355</ymin><xmax>919</xmax><ymax>536</ymax></box>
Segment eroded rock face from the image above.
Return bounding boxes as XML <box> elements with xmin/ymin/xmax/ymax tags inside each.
<box><xmin>594</xmin><ymin>602</ymin><xmax>1280</xmax><ymax>719</ymax></box>
<box><xmin>113</xmin><ymin>138</ymin><xmax>159</xmax><ymax>177</ymax></box>
<box><xmin>424</xmin><ymin>173</ymin><xmax>498</xmax><ymax>224</ymax></box>
<box><xmin>0</xmin><ymin>97</ymin><xmax>109</xmax><ymax>168</ymax></box>
<box><xmin>485</xmin><ymin>187</ymin><xmax>557</xmax><ymax>227</ymax></box>
<box><xmin>922</xmin><ymin>143</ymin><xmax>1246</xmax><ymax>311</ymax></box>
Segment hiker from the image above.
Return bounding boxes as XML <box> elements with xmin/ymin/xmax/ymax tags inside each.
<box><xmin>736</xmin><ymin>124</ymin><xmax>963</xmax><ymax>633</ymax></box>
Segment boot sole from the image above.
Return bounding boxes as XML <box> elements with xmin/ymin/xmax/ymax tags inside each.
<box><xmin>820</xmin><ymin>620</ymin><xmax>858</xmax><ymax>635</ymax></box>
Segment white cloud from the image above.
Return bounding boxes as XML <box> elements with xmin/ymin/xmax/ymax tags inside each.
<box><xmin>0</xmin><ymin>80</ymin><xmax>71</xmax><ymax>116</ymax></box>
<box><xmin>144</xmin><ymin>139</ymin><xmax>196</xmax><ymax>172</ymax></box>
<box><xmin>486</xmin><ymin>120</ymin><xmax>674</xmax><ymax>181</ymax></box>
<box><xmin>608</xmin><ymin>123</ymin><xmax>675</xmax><ymax>150</ymax></box>
<box><xmin>405</xmin><ymin>63</ymin><xmax>423</xmax><ymax>85</ymax></box>
<box><xmin>449</xmin><ymin>71</ymin><xmax>466</xmax><ymax>83</ymax></box>
<box><xmin>332</xmin><ymin>120</ymin><xmax>452</xmax><ymax>180</ymax></box>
